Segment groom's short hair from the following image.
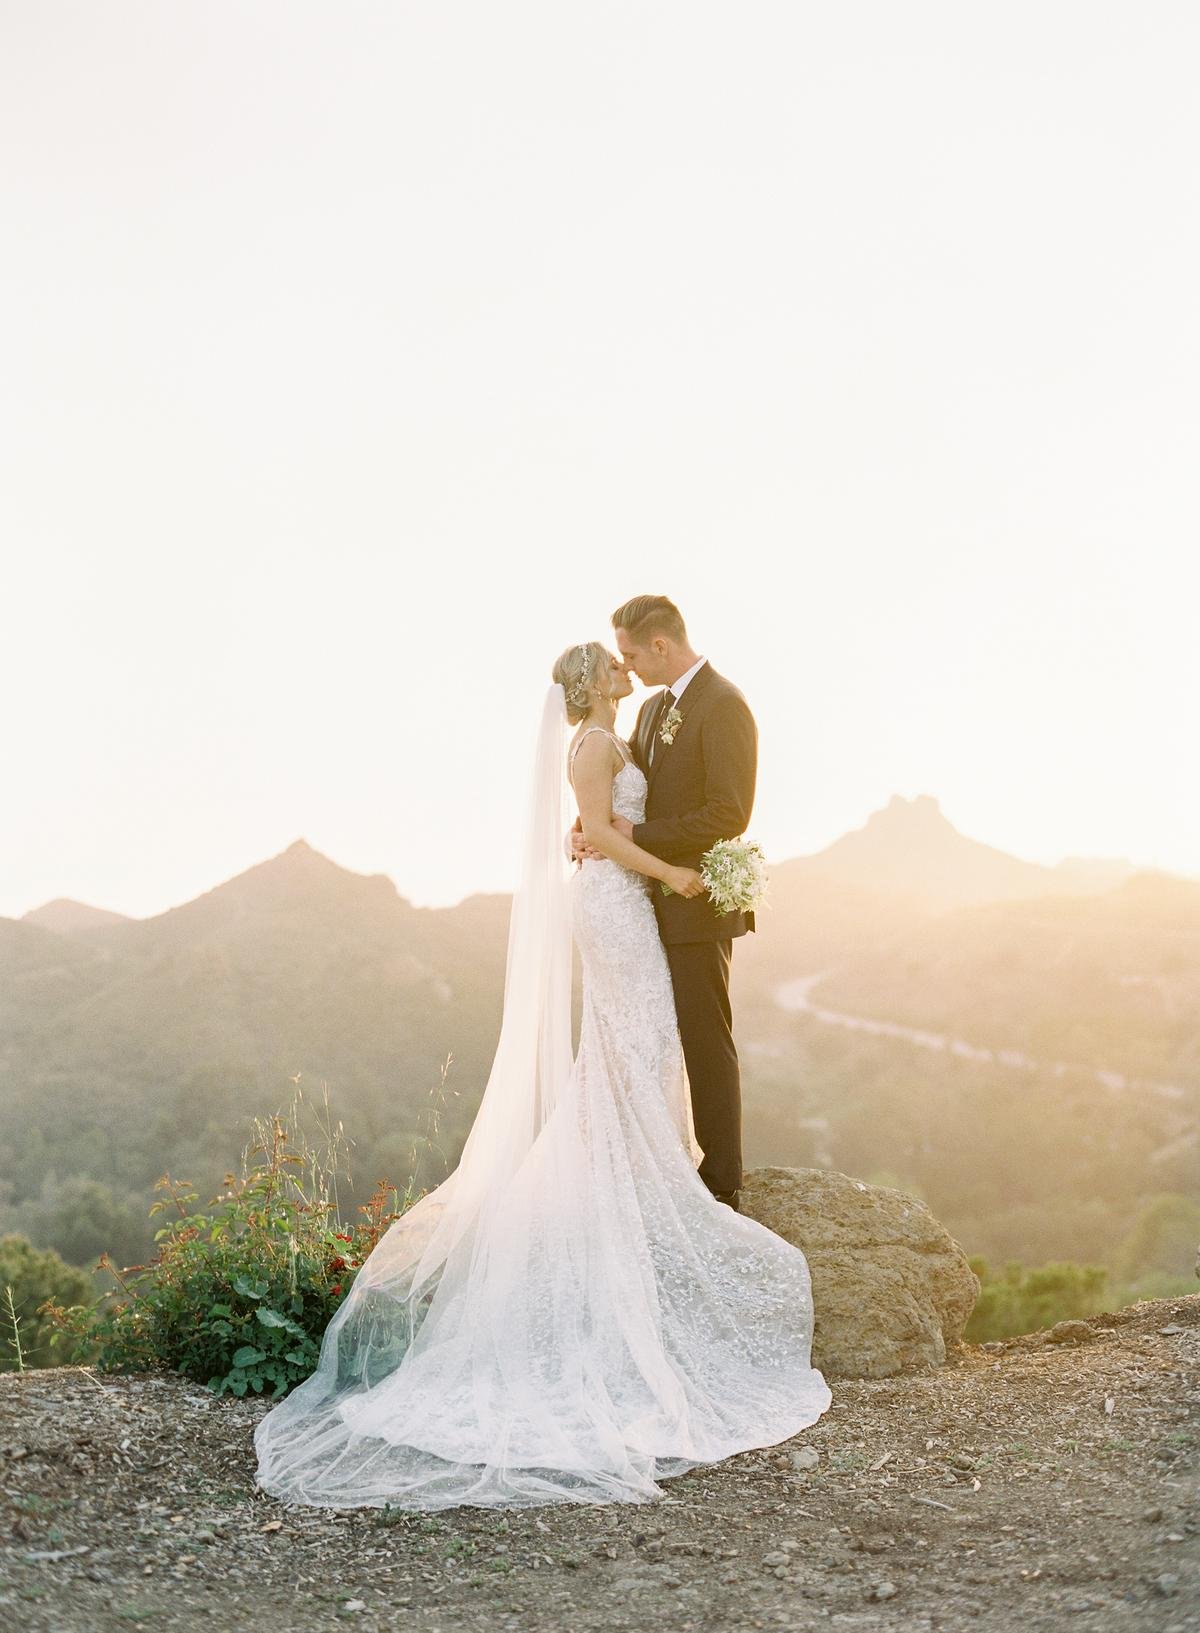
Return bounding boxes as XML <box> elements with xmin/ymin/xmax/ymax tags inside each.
<box><xmin>611</xmin><ymin>595</ymin><xmax>687</xmax><ymax>644</ymax></box>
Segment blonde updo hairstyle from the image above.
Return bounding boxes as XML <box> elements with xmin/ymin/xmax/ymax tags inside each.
<box><xmin>552</xmin><ymin>640</ymin><xmax>608</xmax><ymax>726</ymax></box>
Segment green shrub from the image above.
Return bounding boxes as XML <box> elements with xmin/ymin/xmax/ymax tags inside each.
<box><xmin>1</xmin><ymin>1173</ymin><xmax>152</xmax><ymax>1271</ymax></box>
<box><xmin>43</xmin><ymin>1086</ymin><xmax>415</xmax><ymax>1399</ymax></box>
<box><xmin>964</xmin><ymin>1254</ymin><xmax>1111</xmax><ymax>1341</ymax></box>
<box><xmin>1</xmin><ymin>1234</ymin><xmax>93</xmax><ymax>1370</ymax></box>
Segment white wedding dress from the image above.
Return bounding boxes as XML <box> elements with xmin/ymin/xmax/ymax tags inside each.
<box><xmin>253</xmin><ymin>701</ymin><xmax>831</xmax><ymax>1511</ymax></box>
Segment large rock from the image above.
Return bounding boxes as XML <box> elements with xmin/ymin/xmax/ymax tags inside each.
<box><xmin>742</xmin><ymin>1166</ymin><xmax>980</xmax><ymax>1379</ymax></box>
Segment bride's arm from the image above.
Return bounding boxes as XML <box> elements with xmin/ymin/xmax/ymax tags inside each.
<box><xmin>571</xmin><ymin>736</ymin><xmax>704</xmax><ymax>896</ymax></box>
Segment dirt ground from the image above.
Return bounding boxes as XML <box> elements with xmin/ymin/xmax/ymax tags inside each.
<box><xmin>1</xmin><ymin>1293</ymin><xmax>1196</xmax><ymax>1633</ymax></box>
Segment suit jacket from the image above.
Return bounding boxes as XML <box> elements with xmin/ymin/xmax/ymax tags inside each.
<box><xmin>629</xmin><ymin>662</ymin><xmax>758</xmax><ymax>945</ymax></box>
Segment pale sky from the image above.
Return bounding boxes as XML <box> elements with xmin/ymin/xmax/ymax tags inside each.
<box><xmin>2</xmin><ymin>2</ymin><xmax>1197</xmax><ymax>919</ymax></box>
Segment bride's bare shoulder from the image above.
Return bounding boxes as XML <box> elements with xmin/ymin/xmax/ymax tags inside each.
<box><xmin>568</xmin><ymin>727</ymin><xmax>622</xmax><ymax>773</ymax></box>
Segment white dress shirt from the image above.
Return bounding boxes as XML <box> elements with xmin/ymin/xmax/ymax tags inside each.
<box><xmin>666</xmin><ymin>655</ymin><xmax>707</xmax><ymax>701</ymax></box>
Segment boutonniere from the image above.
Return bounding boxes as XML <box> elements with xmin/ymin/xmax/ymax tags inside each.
<box><xmin>658</xmin><ymin>705</ymin><xmax>684</xmax><ymax>747</ymax></box>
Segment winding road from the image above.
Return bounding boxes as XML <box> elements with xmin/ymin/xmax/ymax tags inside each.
<box><xmin>774</xmin><ymin>973</ymin><xmax>1188</xmax><ymax>1103</ymax></box>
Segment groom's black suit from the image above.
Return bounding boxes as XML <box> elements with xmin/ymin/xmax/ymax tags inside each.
<box><xmin>629</xmin><ymin>662</ymin><xmax>757</xmax><ymax>1197</ymax></box>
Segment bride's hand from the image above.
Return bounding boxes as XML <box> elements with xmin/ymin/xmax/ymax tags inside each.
<box><xmin>664</xmin><ymin>866</ymin><xmax>706</xmax><ymax>898</ymax></box>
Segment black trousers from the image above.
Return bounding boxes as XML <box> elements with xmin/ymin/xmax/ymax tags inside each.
<box><xmin>663</xmin><ymin>937</ymin><xmax>742</xmax><ymax>1196</ymax></box>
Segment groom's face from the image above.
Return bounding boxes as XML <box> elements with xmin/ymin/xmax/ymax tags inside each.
<box><xmin>614</xmin><ymin>628</ymin><xmax>670</xmax><ymax>688</ymax></box>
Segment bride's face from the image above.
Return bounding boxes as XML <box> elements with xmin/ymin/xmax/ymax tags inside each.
<box><xmin>600</xmin><ymin>650</ymin><xmax>634</xmax><ymax>704</ymax></box>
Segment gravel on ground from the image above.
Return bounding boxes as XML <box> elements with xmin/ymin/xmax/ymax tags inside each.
<box><xmin>1</xmin><ymin>1293</ymin><xmax>1196</xmax><ymax>1632</ymax></box>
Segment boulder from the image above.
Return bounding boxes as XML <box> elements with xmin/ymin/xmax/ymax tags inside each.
<box><xmin>741</xmin><ymin>1165</ymin><xmax>980</xmax><ymax>1379</ymax></box>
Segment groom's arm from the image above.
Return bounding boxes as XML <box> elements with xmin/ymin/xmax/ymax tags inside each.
<box><xmin>631</xmin><ymin>695</ymin><xmax>757</xmax><ymax>864</ymax></box>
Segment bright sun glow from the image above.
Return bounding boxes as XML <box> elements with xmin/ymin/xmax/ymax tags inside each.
<box><xmin>2</xmin><ymin>4</ymin><xmax>1196</xmax><ymax>919</ymax></box>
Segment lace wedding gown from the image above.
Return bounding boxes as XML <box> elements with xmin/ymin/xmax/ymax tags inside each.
<box><xmin>253</xmin><ymin>724</ymin><xmax>831</xmax><ymax>1510</ymax></box>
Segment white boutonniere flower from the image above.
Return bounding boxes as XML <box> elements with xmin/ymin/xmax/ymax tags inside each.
<box><xmin>658</xmin><ymin>705</ymin><xmax>683</xmax><ymax>747</ymax></box>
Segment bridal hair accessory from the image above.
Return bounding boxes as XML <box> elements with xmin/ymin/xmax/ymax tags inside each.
<box><xmin>566</xmin><ymin>643</ymin><xmax>594</xmax><ymax>709</ymax></box>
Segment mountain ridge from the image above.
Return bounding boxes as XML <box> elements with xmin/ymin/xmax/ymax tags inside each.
<box><xmin>798</xmin><ymin>793</ymin><xmax>1146</xmax><ymax>911</ymax></box>
<box><xmin>15</xmin><ymin>800</ymin><xmax>1174</xmax><ymax>936</ymax></box>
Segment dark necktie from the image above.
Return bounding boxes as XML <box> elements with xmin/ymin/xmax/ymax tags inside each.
<box><xmin>649</xmin><ymin>688</ymin><xmax>675</xmax><ymax>766</ymax></box>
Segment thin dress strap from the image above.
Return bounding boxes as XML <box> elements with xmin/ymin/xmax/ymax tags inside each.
<box><xmin>569</xmin><ymin>727</ymin><xmax>633</xmax><ymax>770</ymax></box>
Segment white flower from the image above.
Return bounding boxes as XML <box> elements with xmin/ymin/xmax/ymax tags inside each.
<box><xmin>660</xmin><ymin>837</ymin><xmax>770</xmax><ymax>913</ymax></box>
<box><xmin>700</xmin><ymin>838</ymin><xmax>769</xmax><ymax>914</ymax></box>
<box><xmin>658</xmin><ymin>705</ymin><xmax>684</xmax><ymax>746</ymax></box>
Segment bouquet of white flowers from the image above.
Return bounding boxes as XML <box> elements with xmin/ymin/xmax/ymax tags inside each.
<box><xmin>661</xmin><ymin>837</ymin><xmax>769</xmax><ymax>915</ymax></box>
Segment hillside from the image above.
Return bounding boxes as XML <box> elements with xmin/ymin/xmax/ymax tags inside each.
<box><xmin>810</xmin><ymin>869</ymin><xmax>1200</xmax><ymax>1088</ymax></box>
<box><xmin>0</xmin><ymin>840</ymin><xmax>512</xmax><ymax>1213</ymax></box>
<box><xmin>3</xmin><ymin>805</ymin><xmax>1196</xmax><ymax>1281</ymax></box>
<box><xmin>1</xmin><ymin>1293</ymin><xmax>1195</xmax><ymax>1631</ymax></box>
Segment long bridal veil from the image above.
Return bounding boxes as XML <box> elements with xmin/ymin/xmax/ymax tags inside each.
<box><xmin>254</xmin><ymin>685</ymin><xmax>588</xmax><ymax>1506</ymax></box>
<box><xmin>420</xmin><ymin>680</ymin><xmax>575</xmax><ymax>1199</ymax></box>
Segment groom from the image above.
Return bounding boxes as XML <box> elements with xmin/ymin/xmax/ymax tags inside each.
<box><xmin>574</xmin><ymin>594</ymin><xmax>757</xmax><ymax>1211</ymax></box>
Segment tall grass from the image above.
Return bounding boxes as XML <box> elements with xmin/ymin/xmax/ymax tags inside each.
<box><xmin>3</xmin><ymin>1285</ymin><xmax>25</xmax><ymax>1372</ymax></box>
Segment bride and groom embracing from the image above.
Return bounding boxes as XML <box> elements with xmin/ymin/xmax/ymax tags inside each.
<box><xmin>254</xmin><ymin>594</ymin><xmax>831</xmax><ymax>1512</ymax></box>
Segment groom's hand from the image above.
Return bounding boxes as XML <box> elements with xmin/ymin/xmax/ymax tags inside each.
<box><xmin>569</xmin><ymin>816</ymin><xmax>605</xmax><ymax>865</ymax></box>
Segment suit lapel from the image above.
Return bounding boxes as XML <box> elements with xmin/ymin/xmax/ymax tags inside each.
<box><xmin>647</xmin><ymin>663</ymin><xmax>717</xmax><ymax>794</ymax></box>
<box><xmin>636</xmin><ymin>689</ymin><xmax>665</xmax><ymax>772</ymax></box>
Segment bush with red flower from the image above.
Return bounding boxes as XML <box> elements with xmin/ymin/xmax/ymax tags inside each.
<box><xmin>42</xmin><ymin>1088</ymin><xmax>418</xmax><ymax>1401</ymax></box>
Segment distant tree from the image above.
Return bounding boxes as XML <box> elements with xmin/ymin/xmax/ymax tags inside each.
<box><xmin>0</xmin><ymin>1234</ymin><xmax>92</xmax><ymax>1370</ymax></box>
<box><xmin>1115</xmin><ymin>1192</ymin><xmax>1200</xmax><ymax>1286</ymax></box>
<box><xmin>1</xmin><ymin>1173</ymin><xmax>150</xmax><ymax>1270</ymax></box>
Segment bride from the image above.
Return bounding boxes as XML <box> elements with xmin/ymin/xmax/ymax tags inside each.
<box><xmin>253</xmin><ymin>642</ymin><xmax>832</xmax><ymax>1510</ymax></box>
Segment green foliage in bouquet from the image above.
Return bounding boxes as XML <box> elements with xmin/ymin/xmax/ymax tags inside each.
<box><xmin>40</xmin><ymin>1079</ymin><xmax>439</xmax><ymax>1399</ymax></box>
<box><xmin>660</xmin><ymin>837</ymin><xmax>769</xmax><ymax>912</ymax></box>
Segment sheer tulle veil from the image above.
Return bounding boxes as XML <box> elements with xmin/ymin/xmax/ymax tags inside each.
<box><xmin>448</xmin><ymin>681</ymin><xmax>574</xmax><ymax>1193</ymax></box>
<box><xmin>373</xmin><ymin>680</ymin><xmax>576</xmax><ymax>1241</ymax></box>
<box><xmin>253</xmin><ymin>684</ymin><xmax>578</xmax><ymax>1498</ymax></box>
